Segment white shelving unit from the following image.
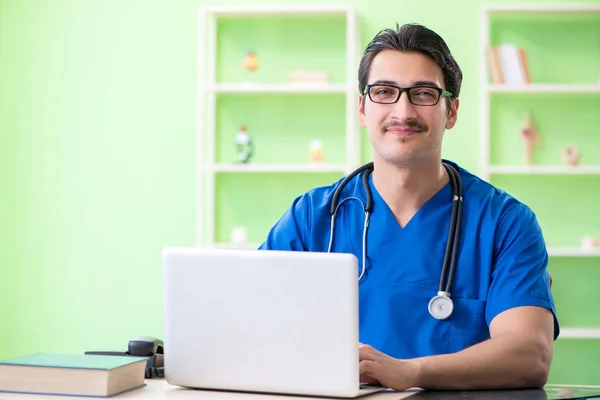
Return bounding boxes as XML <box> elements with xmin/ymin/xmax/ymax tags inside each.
<box><xmin>560</xmin><ymin>327</ymin><xmax>600</xmax><ymax>339</ymax></box>
<box><xmin>480</xmin><ymin>4</ymin><xmax>600</xmax><ymax>341</ymax></box>
<box><xmin>206</xmin><ymin>83</ymin><xmax>348</xmax><ymax>93</ymax></box>
<box><xmin>488</xmin><ymin>165</ymin><xmax>600</xmax><ymax>175</ymax></box>
<box><xmin>479</xmin><ymin>3</ymin><xmax>600</xmax><ymax>182</ymax></box>
<box><xmin>209</xmin><ymin>163</ymin><xmax>347</xmax><ymax>173</ymax></box>
<box><xmin>481</xmin><ymin>3</ymin><xmax>600</xmax><ymax>14</ymax></box>
<box><xmin>487</xmin><ymin>83</ymin><xmax>600</xmax><ymax>94</ymax></box>
<box><xmin>210</xmin><ymin>242</ymin><xmax>260</xmax><ymax>250</ymax></box>
<box><xmin>196</xmin><ymin>5</ymin><xmax>361</xmax><ymax>248</ymax></box>
<box><xmin>548</xmin><ymin>248</ymin><xmax>600</xmax><ymax>257</ymax></box>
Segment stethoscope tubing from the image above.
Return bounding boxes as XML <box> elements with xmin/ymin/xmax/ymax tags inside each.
<box><xmin>327</xmin><ymin>161</ymin><xmax>463</xmax><ymax>320</ymax></box>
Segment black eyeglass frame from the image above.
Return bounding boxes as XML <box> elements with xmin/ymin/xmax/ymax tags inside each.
<box><xmin>363</xmin><ymin>83</ymin><xmax>454</xmax><ymax>106</ymax></box>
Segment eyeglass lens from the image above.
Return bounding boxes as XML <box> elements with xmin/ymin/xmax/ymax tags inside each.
<box><xmin>369</xmin><ymin>85</ymin><xmax>441</xmax><ymax>105</ymax></box>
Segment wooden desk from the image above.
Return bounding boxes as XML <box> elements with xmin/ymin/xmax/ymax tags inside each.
<box><xmin>0</xmin><ymin>380</ymin><xmax>415</xmax><ymax>400</ymax></box>
<box><xmin>1</xmin><ymin>381</ymin><xmax>599</xmax><ymax>400</ymax></box>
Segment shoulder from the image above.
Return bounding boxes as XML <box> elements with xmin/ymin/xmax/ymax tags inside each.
<box><xmin>260</xmin><ymin>175</ymin><xmax>350</xmax><ymax>251</ymax></box>
<box><xmin>447</xmin><ymin>160</ymin><xmax>536</xmax><ymax>224</ymax></box>
<box><xmin>447</xmin><ymin>160</ymin><xmax>544</xmax><ymax>257</ymax></box>
<box><xmin>292</xmin><ymin>177</ymin><xmax>341</xmax><ymax>211</ymax></box>
<box><xmin>289</xmin><ymin>171</ymin><xmax>366</xmax><ymax>217</ymax></box>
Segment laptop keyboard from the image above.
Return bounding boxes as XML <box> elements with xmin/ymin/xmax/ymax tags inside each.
<box><xmin>359</xmin><ymin>384</ymin><xmax>384</xmax><ymax>390</ymax></box>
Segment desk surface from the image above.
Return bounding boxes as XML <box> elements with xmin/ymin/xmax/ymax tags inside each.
<box><xmin>0</xmin><ymin>380</ymin><xmax>599</xmax><ymax>400</ymax></box>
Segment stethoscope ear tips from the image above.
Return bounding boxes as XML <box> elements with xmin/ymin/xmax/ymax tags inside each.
<box><xmin>428</xmin><ymin>292</ymin><xmax>454</xmax><ymax>320</ymax></box>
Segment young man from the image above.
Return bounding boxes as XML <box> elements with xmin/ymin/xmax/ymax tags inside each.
<box><xmin>258</xmin><ymin>24</ymin><xmax>558</xmax><ymax>391</ymax></box>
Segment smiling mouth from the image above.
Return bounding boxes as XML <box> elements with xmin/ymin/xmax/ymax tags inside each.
<box><xmin>385</xmin><ymin>127</ymin><xmax>422</xmax><ymax>135</ymax></box>
<box><xmin>381</xmin><ymin>120</ymin><xmax>427</xmax><ymax>135</ymax></box>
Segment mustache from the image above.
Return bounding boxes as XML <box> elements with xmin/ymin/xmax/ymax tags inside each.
<box><xmin>381</xmin><ymin>120</ymin><xmax>427</xmax><ymax>133</ymax></box>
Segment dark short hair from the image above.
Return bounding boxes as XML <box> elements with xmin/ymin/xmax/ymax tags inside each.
<box><xmin>358</xmin><ymin>23</ymin><xmax>463</xmax><ymax>107</ymax></box>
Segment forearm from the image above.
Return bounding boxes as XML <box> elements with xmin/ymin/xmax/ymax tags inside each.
<box><xmin>413</xmin><ymin>332</ymin><xmax>552</xmax><ymax>390</ymax></box>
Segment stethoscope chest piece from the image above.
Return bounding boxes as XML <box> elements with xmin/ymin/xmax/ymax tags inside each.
<box><xmin>428</xmin><ymin>291</ymin><xmax>454</xmax><ymax>320</ymax></box>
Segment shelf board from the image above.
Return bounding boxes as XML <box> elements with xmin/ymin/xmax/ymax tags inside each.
<box><xmin>560</xmin><ymin>327</ymin><xmax>600</xmax><ymax>339</ymax></box>
<box><xmin>209</xmin><ymin>163</ymin><xmax>347</xmax><ymax>173</ymax></box>
<box><xmin>487</xmin><ymin>84</ymin><xmax>600</xmax><ymax>94</ymax></box>
<box><xmin>548</xmin><ymin>248</ymin><xmax>600</xmax><ymax>257</ymax></box>
<box><xmin>483</xmin><ymin>4</ymin><xmax>600</xmax><ymax>14</ymax></box>
<box><xmin>208</xmin><ymin>243</ymin><xmax>260</xmax><ymax>250</ymax></box>
<box><xmin>202</xmin><ymin>5</ymin><xmax>353</xmax><ymax>16</ymax></box>
<box><xmin>206</xmin><ymin>83</ymin><xmax>348</xmax><ymax>94</ymax></box>
<box><xmin>488</xmin><ymin>165</ymin><xmax>600</xmax><ymax>175</ymax></box>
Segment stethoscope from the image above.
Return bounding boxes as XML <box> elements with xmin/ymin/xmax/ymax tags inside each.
<box><xmin>327</xmin><ymin>161</ymin><xmax>463</xmax><ymax>320</ymax></box>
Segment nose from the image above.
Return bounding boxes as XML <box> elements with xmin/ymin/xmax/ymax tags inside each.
<box><xmin>390</xmin><ymin>91</ymin><xmax>418</xmax><ymax>121</ymax></box>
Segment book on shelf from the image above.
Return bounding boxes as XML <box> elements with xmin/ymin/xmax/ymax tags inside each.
<box><xmin>487</xmin><ymin>43</ymin><xmax>531</xmax><ymax>85</ymax></box>
<box><xmin>0</xmin><ymin>353</ymin><xmax>147</xmax><ymax>397</ymax></box>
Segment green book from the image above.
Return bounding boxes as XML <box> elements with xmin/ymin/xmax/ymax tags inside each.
<box><xmin>0</xmin><ymin>353</ymin><xmax>148</xmax><ymax>397</ymax></box>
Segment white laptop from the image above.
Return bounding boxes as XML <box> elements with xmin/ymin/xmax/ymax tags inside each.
<box><xmin>162</xmin><ymin>247</ymin><xmax>388</xmax><ymax>398</ymax></box>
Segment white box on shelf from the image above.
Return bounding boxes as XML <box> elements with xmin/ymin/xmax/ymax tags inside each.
<box><xmin>289</xmin><ymin>70</ymin><xmax>331</xmax><ymax>84</ymax></box>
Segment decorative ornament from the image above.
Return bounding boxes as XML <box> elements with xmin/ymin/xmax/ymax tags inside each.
<box><xmin>235</xmin><ymin>125</ymin><xmax>253</xmax><ymax>163</ymax></box>
<box><xmin>562</xmin><ymin>145</ymin><xmax>580</xmax><ymax>166</ymax></box>
<box><xmin>520</xmin><ymin>111</ymin><xmax>541</xmax><ymax>165</ymax></box>
<box><xmin>230</xmin><ymin>226</ymin><xmax>248</xmax><ymax>245</ymax></box>
<box><xmin>309</xmin><ymin>140</ymin><xmax>324</xmax><ymax>164</ymax></box>
<box><xmin>243</xmin><ymin>51</ymin><xmax>258</xmax><ymax>72</ymax></box>
<box><xmin>581</xmin><ymin>236</ymin><xmax>598</xmax><ymax>252</ymax></box>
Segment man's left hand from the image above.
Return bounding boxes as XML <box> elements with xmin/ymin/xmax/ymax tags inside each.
<box><xmin>359</xmin><ymin>343</ymin><xmax>420</xmax><ymax>391</ymax></box>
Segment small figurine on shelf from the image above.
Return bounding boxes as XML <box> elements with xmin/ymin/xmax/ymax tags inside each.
<box><xmin>230</xmin><ymin>226</ymin><xmax>248</xmax><ymax>246</ymax></box>
<box><xmin>243</xmin><ymin>51</ymin><xmax>259</xmax><ymax>72</ymax></box>
<box><xmin>562</xmin><ymin>145</ymin><xmax>580</xmax><ymax>166</ymax></box>
<box><xmin>235</xmin><ymin>125</ymin><xmax>253</xmax><ymax>163</ymax></box>
<box><xmin>242</xmin><ymin>51</ymin><xmax>259</xmax><ymax>84</ymax></box>
<box><xmin>581</xmin><ymin>236</ymin><xmax>598</xmax><ymax>252</ymax></box>
<box><xmin>520</xmin><ymin>111</ymin><xmax>541</xmax><ymax>165</ymax></box>
<box><xmin>309</xmin><ymin>140</ymin><xmax>324</xmax><ymax>164</ymax></box>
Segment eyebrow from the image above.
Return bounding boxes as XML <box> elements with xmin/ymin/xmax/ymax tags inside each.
<box><xmin>371</xmin><ymin>80</ymin><xmax>398</xmax><ymax>86</ymax></box>
<box><xmin>371</xmin><ymin>79</ymin><xmax>442</xmax><ymax>88</ymax></box>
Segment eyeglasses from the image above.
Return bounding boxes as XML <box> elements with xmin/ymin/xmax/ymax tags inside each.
<box><xmin>364</xmin><ymin>84</ymin><xmax>453</xmax><ymax>106</ymax></box>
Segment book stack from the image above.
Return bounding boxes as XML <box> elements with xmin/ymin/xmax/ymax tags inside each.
<box><xmin>0</xmin><ymin>353</ymin><xmax>148</xmax><ymax>397</ymax></box>
<box><xmin>487</xmin><ymin>43</ymin><xmax>531</xmax><ymax>85</ymax></box>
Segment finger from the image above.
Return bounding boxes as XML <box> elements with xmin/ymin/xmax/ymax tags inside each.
<box><xmin>359</xmin><ymin>359</ymin><xmax>374</xmax><ymax>375</ymax></box>
<box><xmin>359</xmin><ymin>360</ymin><xmax>381</xmax><ymax>385</ymax></box>
<box><xmin>359</xmin><ymin>374</ymin><xmax>379</xmax><ymax>385</ymax></box>
<box><xmin>359</xmin><ymin>345</ymin><xmax>379</xmax><ymax>360</ymax></box>
<box><xmin>361</xmin><ymin>359</ymin><xmax>384</xmax><ymax>379</ymax></box>
<box><xmin>359</xmin><ymin>350</ymin><xmax>372</xmax><ymax>361</ymax></box>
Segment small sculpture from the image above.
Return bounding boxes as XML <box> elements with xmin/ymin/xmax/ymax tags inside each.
<box><xmin>243</xmin><ymin>51</ymin><xmax>258</xmax><ymax>72</ymax></box>
<box><xmin>309</xmin><ymin>140</ymin><xmax>324</xmax><ymax>164</ymax></box>
<box><xmin>520</xmin><ymin>111</ymin><xmax>541</xmax><ymax>165</ymax></box>
<box><xmin>581</xmin><ymin>236</ymin><xmax>598</xmax><ymax>252</ymax></box>
<box><xmin>235</xmin><ymin>125</ymin><xmax>253</xmax><ymax>163</ymax></box>
<box><xmin>562</xmin><ymin>145</ymin><xmax>580</xmax><ymax>166</ymax></box>
<box><xmin>230</xmin><ymin>226</ymin><xmax>248</xmax><ymax>245</ymax></box>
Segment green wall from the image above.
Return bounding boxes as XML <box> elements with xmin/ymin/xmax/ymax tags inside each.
<box><xmin>1</xmin><ymin>0</ymin><xmax>599</xmax><ymax>385</ymax></box>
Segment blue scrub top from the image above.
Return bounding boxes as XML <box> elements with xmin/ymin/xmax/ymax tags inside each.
<box><xmin>258</xmin><ymin>160</ymin><xmax>559</xmax><ymax>359</ymax></box>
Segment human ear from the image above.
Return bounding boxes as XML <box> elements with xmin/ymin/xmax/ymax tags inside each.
<box><xmin>358</xmin><ymin>94</ymin><xmax>367</xmax><ymax>128</ymax></box>
<box><xmin>445</xmin><ymin>98</ymin><xmax>459</xmax><ymax>130</ymax></box>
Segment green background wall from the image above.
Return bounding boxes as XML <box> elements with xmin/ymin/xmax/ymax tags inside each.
<box><xmin>1</xmin><ymin>0</ymin><xmax>599</xmax><ymax>385</ymax></box>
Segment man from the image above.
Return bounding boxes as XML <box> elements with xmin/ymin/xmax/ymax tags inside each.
<box><xmin>258</xmin><ymin>23</ymin><xmax>558</xmax><ymax>391</ymax></box>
